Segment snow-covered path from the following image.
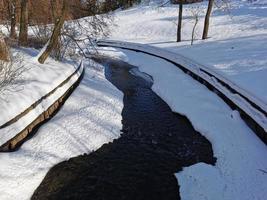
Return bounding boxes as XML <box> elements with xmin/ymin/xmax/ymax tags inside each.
<box><xmin>0</xmin><ymin>61</ymin><xmax>123</xmax><ymax>200</ymax></box>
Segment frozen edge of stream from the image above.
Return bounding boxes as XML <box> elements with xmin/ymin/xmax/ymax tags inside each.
<box><xmin>99</xmin><ymin>47</ymin><xmax>267</xmax><ymax>200</ymax></box>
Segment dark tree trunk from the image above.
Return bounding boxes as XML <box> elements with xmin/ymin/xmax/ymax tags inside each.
<box><xmin>202</xmin><ymin>0</ymin><xmax>214</xmax><ymax>40</ymax></box>
<box><xmin>19</xmin><ymin>0</ymin><xmax>28</xmax><ymax>46</ymax></box>
<box><xmin>10</xmin><ymin>0</ymin><xmax>17</xmax><ymax>39</ymax></box>
<box><xmin>0</xmin><ymin>34</ymin><xmax>10</xmax><ymax>61</ymax></box>
<box><xmin>38</xmin><ymin>0</ymin><xmax>68</xmax><ymax>64</ymax></box>
<box><xmin>50</xmin><ymin>0</ymin><xmax>61</xmax><ymax>60</ymax></box>
<box><xmin>50</xmin><ymin>0</ymin><xmax>58</xmax><ymax>23</ymax></box>
<box><xmin>177</xmin><ymin>3</ymin><xmax>183</xmax><ymax>42</ymax></box>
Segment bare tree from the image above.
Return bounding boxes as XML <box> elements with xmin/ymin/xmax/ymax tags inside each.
<box><xmin>177</xmin><ymin>3</ymin><xmax>183</xmax><ymax>42</ymax></box>
<box><xmin>50</xmin><ymin>0</ymin><xmax>58</xmax><ymax>23</ymax></box>
<box><xmin>190</xmin><ymin>6</ymin><xmax>200</xmax><ymax>45</ymax></box>
<box><xmin>0</xmin><ymin>57</ymin><xmax>25</xmax><ymax>98</ymax></box>
<box><xmin>202</xmin><ymin>0</ymin><xmax>214</xmax><ymax>39</ymax></box>
<box><xmin>38</xmin><ymin>0</ymin><xmax>68</xmax><ymax>64</ymax></box>
<box><xmin>9</xmin><ymin>0</ymin><xmax>17</xmax><ymax>39</ymax></box>
<box><xmin>0</xmin><ymin>0</ymin><xmax>18</xmax><ymax>39</ymax></box>
<box><xmin>19</xmin><ymin>0</ymin><xmax>29</xmax><ymax>46</ymax></box>
<box><xmin>38</xmin><ymin>0</ymin><xmax>113</xmax><ymax>63</ymax></box>
<box><xmin>172</xmin><ymin>0</ymin><xmax>203</xmax><ymax>42</ymax></box>
<box><xmin>0</xmin><ymin>33</ymin><xmax>10</xmax><ymax>61</ymax></box>
<box><xmin>0</xmin><ymin>29</ymin><xmax>25</xmax><ymax>97</ymax></box>
<box><xmin>61</xmin><ymin>13</ymin><xmax>112</xmax><ymax>58</ymax></box>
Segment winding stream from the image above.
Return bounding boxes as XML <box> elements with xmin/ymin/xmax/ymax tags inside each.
<box><xmin>32</xmin><ymin>58</ymin><xmax>216</xmax><ymax>200</ymax></box>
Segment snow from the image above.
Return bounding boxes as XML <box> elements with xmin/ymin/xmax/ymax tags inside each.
<box><xmin>0</xmin><ymin>48</ymin><xmax>77</xmax><ymax>126</ymax></box>
<box><xmin>0</xmin><ymin>61</ymin><xmax>83</xmax><ymax>146</ymax></box>
<box><xmin>129</xmin><ymin>68</ymin><xmax>153</xmax><ymax>84</ymax></box>
<box><xmin>108</xmin><ymin>0</ymin><xmax>267</xmax><ymax>111</ymax></box>
<box><xmin>0</xmin><ymin>0</ymin><xmax>266</xmax><ymax>199</ymax></box>
<box><xmin>155</xmin><ymin>35</ymin><xmax>267</xmax><ymax>111</ymax></box>
<box><xmin>97</xmin><ymin>39</ymin><xmax>267</xmax><ymax>132</ymax></box>
<box><xmin>98</xmin><ymin>4</ymin><xmax>267</xmax><ymax>198</ymax></box>
<box><xmin>0</xmin><ymin>60</ymin><xmax>123</xmax><ymax>200</ymax></box>
<box><xmin>98</xmin><ymin>46</ymin><xmax>267</xmax><ymax>200</ymax></box>
<box><xmin>0</xmin><ymin>48</ymin><xmax>83</xmax><ymax>146</ymax></box>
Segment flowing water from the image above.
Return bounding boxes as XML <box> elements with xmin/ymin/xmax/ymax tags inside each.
<box><xmin>32</xmin><ymin>58</ymin><xmax>216</xmax><ymax>200</ymax></box>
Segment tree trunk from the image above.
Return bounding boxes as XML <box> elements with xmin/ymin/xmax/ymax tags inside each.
<box><xmin>19</xmin><ymin>0</ymin><xmax>28</xmax><ymax>46</ymax></box>
<box><xmin>38</xmin><ymin>0</ymin><xmax>68</xmax><ymax>64</ymax></box>
<box><xmin>177</xmin><ymin>3</ymin><xmax>183</xmax><ymax>42</ymax></box>
<box><xmin>202</xmin><ymin>0</ymin><xmax>214</xmax><ymax>40</ymax></box>
<box><xmin>0</xmin><ymin>33</ymin><xmax>10</xmax><ymax>61</ymax></box>
<box><xmin>50</xmin><ymin>0</ymin><xmax>58</xmax><ymax>23</ymax></box>
<box><xmin>50</xmin><ymin>0</ymin><xmax>61</xmax><ymax>60</ymax></box>
<box><xmin>10</xmin><ymin>0</ymin><xmax>17</xmax><ymax>39</ymax></box>
<box><xmin>191</xmin><ymin>15</ymin><xmax>199</xmax><ymax>45</ymax></box>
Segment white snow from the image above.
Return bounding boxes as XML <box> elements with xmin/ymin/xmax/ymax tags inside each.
<box><xmin>0</xmin><ymin>61</ymin><xmax>83</xmax><ymax>146</ymax></box>
<box><xmin>100</xmin><ymin>3</ymin><xmax>267</xmax><ymax>198</ymax></box>
<box><xmin>0</xmin><ymin>60</ymin><xmax>123</xmax><ymax>200</ymax></box>
<box><xmin>99</xmin><ymin>46</ymin><xmax>267</xmax><ymax>200</ymax></box>
<box><xmin>97</xmin><ymin>39</ymin><xmax>267</xmax><ymax>132</ymax></box>
<box><xmin>0</xmin><ymin>0</ymin><xmax>266</xmax><ymax>199</ymax></box>
<box><xmin>108</xmin><ymin>0</ymin><xmax>267</xmax><ymax>110</ymax></box>
<box><xmin>0</xmin><ymin>48</ymin><xmax>78</xmax><ymax>126</ymax></box>
<box><xmin>129</xmin><ymin>68</ymin><xmax>153</xmax><ymax>84</ymax></box>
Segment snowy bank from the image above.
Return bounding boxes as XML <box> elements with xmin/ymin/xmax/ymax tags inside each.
<box><xmin>0</xmin><ymin>60</ymin><xmax>123</xmax><ymax>199</ymax></box>
<box><xmin>0</xmin><ymin>48</ymin><xmax>82</xmax><ymax>149</ymax></box>
<box><xmin>97</xmin><ymin>40</ymin><xmax>267</xmax><ymax>139</ymax></box>
<box><xmin>107</xmin><ymin>0</ymin><xmax>267</xmax><ymax>125</ymax></box>
<box><xmin>99</xmin><ymin>46</ymin><xmax>267</xmax><ymax>200</ymax></box>
<box><xmin>0</xmin><ymin>48</ymin><xmax>78</xmax><ymax>126</ymax></box>
<box><xmin>0</xmin><ymin>62</ymin><xmax>84</xmax><ymax>151</ymax></box>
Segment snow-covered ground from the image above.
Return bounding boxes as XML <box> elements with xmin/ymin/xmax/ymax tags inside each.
<box><xmin>0</xmin><ymin>48</ymin><xmax>77</xmax><ymax>126</ymax></box>
<box><xmin>0</xmin><ymin>0</ymin><xmax>266</xmax><ymax>199</ymax></box>
<box><xmin>0</xmin><ymin>48</ymin><xmax>83</xmax><ymax>147</ymax></box>
<box><xmin>99</xmin><ymin>46</ymin><xmax>267</xmax><ymax>200</ymax></box>
<box><xmin>0</xmin><ymin>60</ymin><xmax>123</xmax><ymax>200</ymax></box>
<box><xmin>109</xmin><ymin>0</ymin><xmax>267</xmax><ymax>107</ymax></box>
<box><xmin>103</xmin><ymin>1</ymin><xmax>267</xmax><ymax>198</ymax></box>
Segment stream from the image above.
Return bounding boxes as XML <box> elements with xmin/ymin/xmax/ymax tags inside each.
<box><xmin>31</xmin><ymin>58</ymin><xmax>216</xmax><ymax>200</ymax></box>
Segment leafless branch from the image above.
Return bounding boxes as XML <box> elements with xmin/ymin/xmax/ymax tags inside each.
<box><xmin>0</xmin><ymin>55</ymin><xmax>26</xmax><ymax>100</ymax></box>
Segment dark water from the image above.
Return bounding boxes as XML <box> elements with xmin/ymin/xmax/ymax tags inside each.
<box><xmin>32</xmin><ymin>58</ymin><xmax>216</xmax><ymax>200</ymax></box>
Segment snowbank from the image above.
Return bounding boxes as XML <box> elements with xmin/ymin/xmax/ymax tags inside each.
<box><xmin>99</xmin><ymin>47</ymin><xmax>267</xmax><ymax>200</ymax></box>
<box><xmin>97</xmin><ymin>40</ymin><xmax>267</xmax><ymax>135</ymax></box>
<box><xmin>0</xmin><ymin>60</ymin><xmax>123</xmax><ymax>200</ymax></box>
<box><xmin>0</xmin><ymin>48</ymin><xmax>78</xmax><ymax>126</ymax></box>
<box><xmin>0</xmin><ymin>62</ymin><xmax>84</xmax><ymax>150</ymax></box>
<box><xmin>107</xmin><ymin>0</ymin><xmax>267</xmax><ymax>117</ymax></box>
